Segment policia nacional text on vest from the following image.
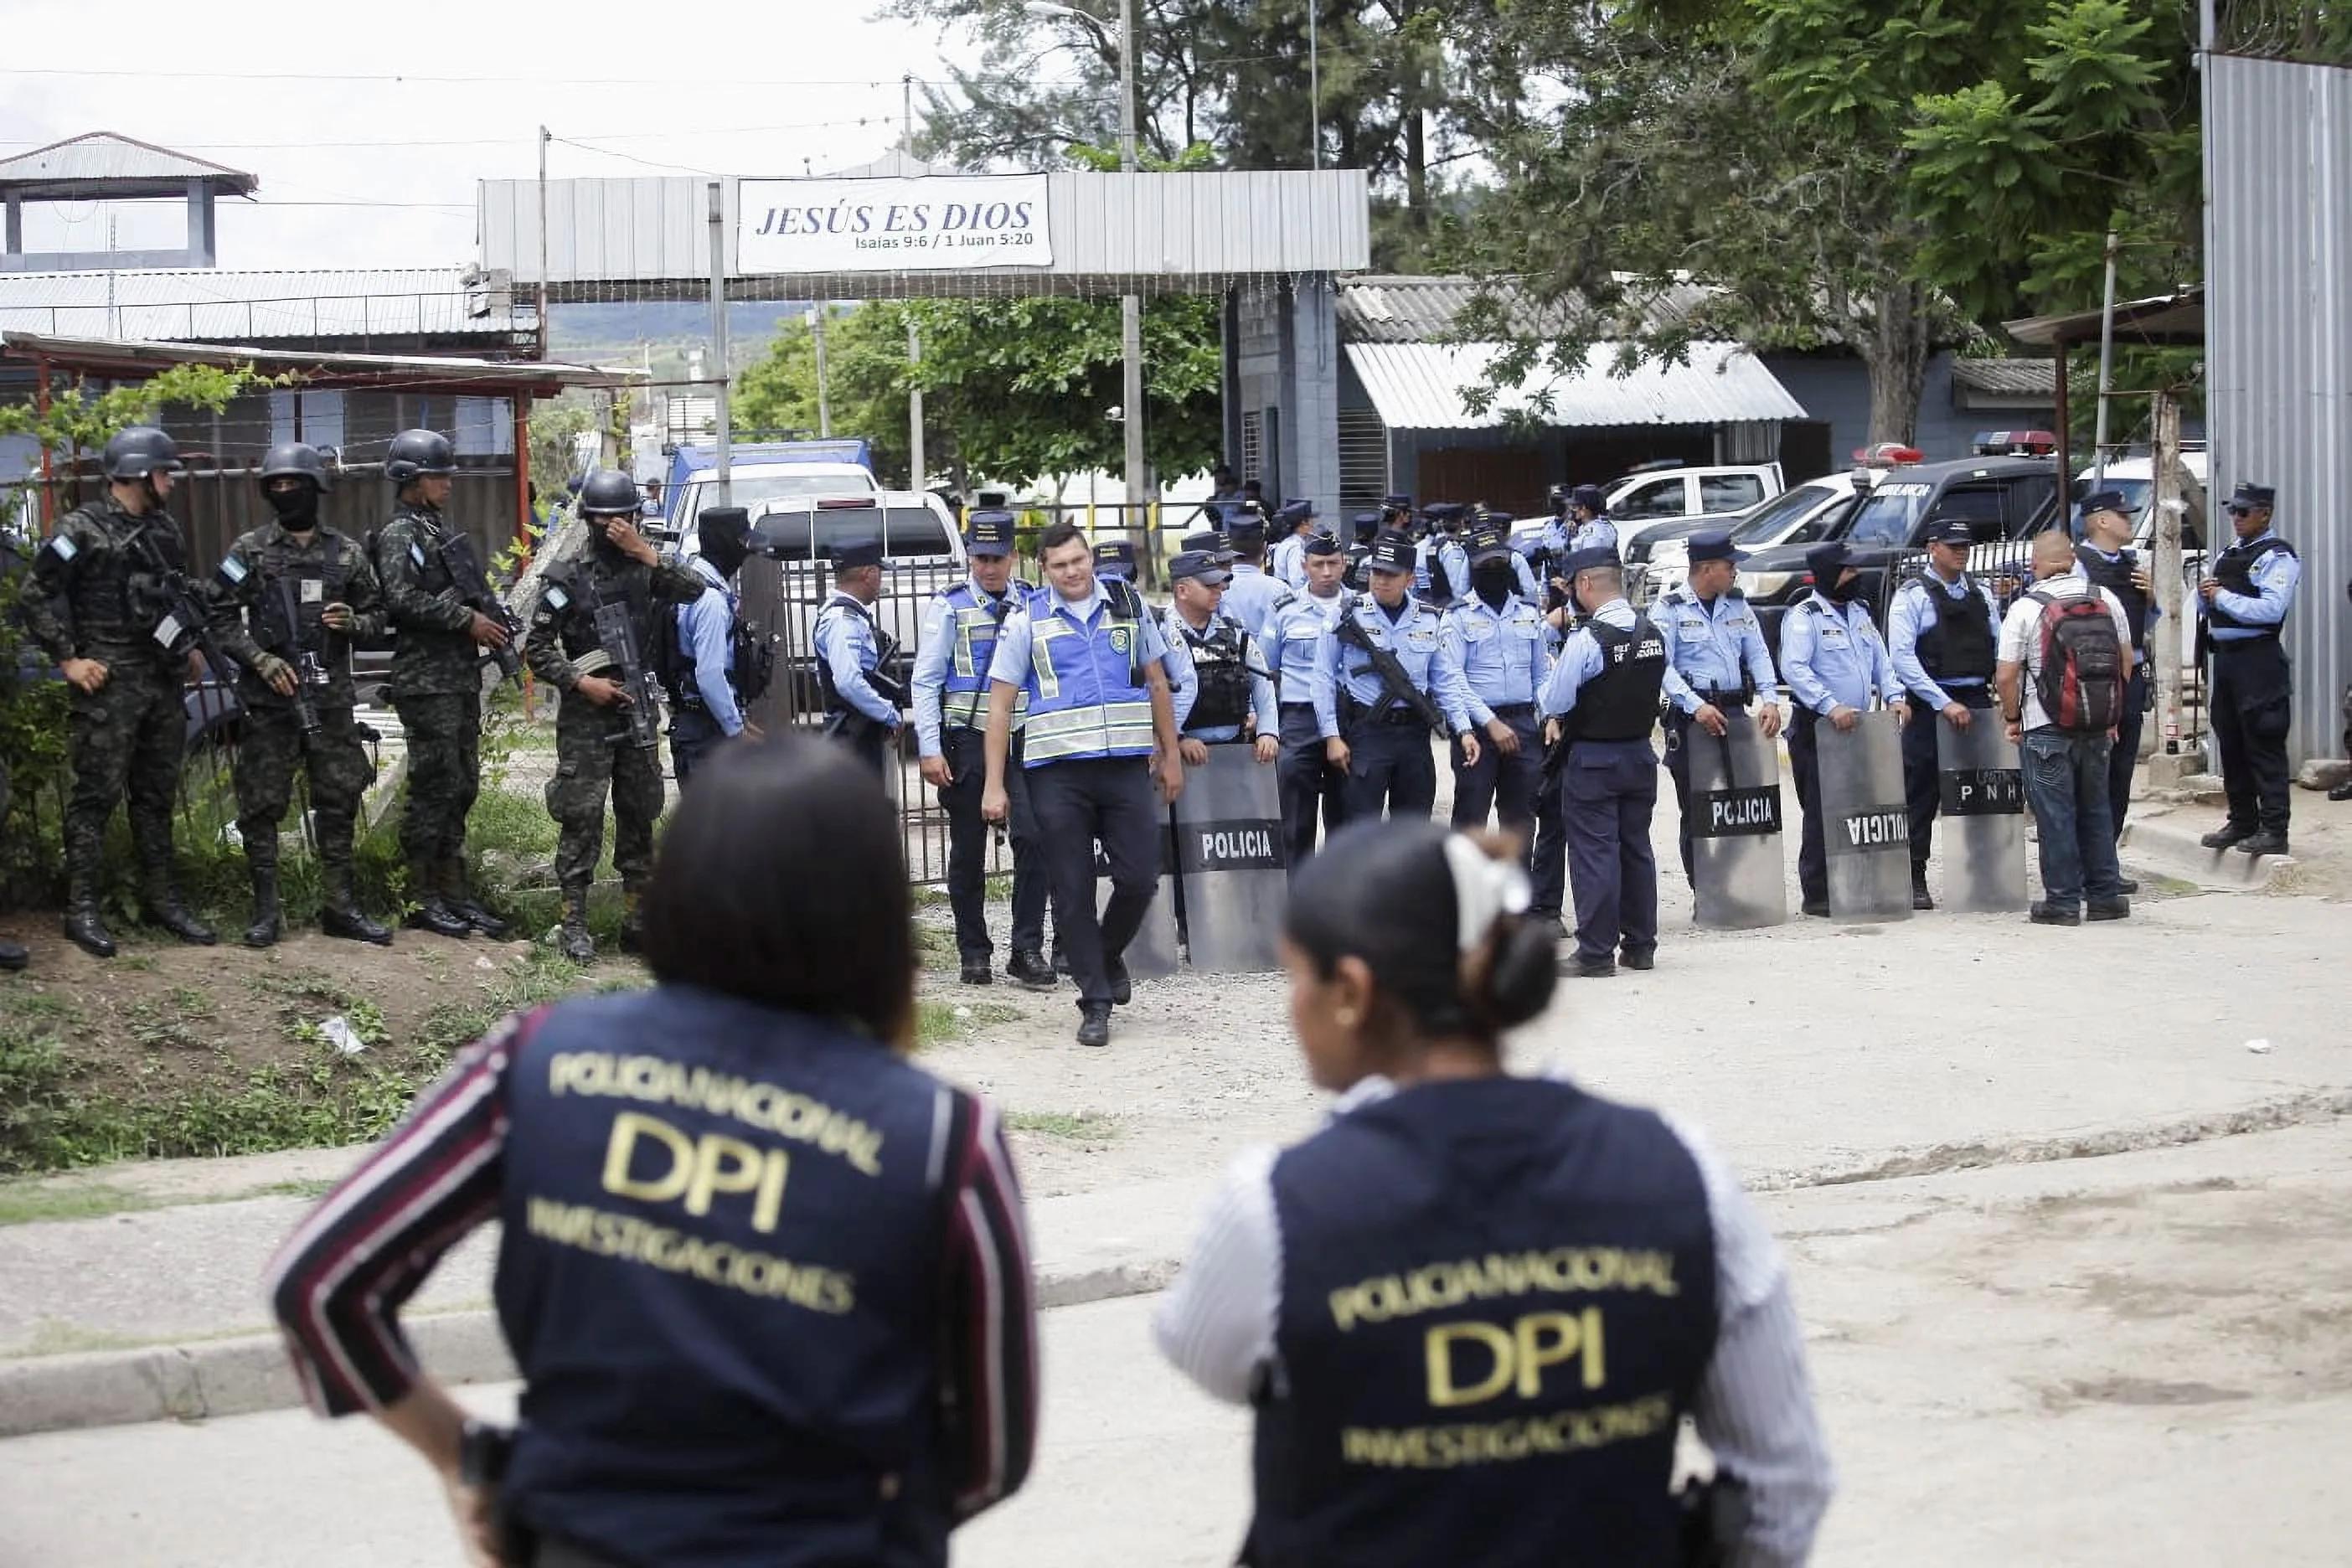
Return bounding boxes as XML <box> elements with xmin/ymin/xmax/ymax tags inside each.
<box><xmin>1246</xmin><ymin>1077</ymin><xmax>1718</xmax><ymax>1568</ymax></box>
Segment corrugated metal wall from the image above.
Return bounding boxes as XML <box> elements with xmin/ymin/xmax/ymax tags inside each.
<box><xmin>2205</xmin><ymin>52</ymin><xmax>2352</xmax><ymax>766</ymax></box>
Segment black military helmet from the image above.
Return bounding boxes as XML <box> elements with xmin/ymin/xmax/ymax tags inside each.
<box><xmin>102</xmin><ymin>426</ymin><xmax>183</xmax><ymax>481</ymax></box>
<box><xmin>576</xmin><ymin>469</ymin><xmax>642</xmax><ymax>517</ymax></box>
<box><xmin>384</xmin><ymin>429</ymin><xmax>456</xmax><ymax>484</ymax></box>
<box><xmin>259</xmin><ymin>441</ymin><xmax>332</xmax><ymax>489</ymax></box>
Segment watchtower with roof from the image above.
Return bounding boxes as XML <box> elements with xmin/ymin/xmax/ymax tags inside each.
<box><xmin>0</xmin><ymin>132</ymin><xmax>257</xmax><ymax>272</ymax></box>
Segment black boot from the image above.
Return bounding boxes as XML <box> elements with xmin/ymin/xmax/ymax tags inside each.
<box><xmin>0</xmin><ymin>935</ymin><xmax>27</xmax><ymax>972</ymax></box>
<box><xmin>142</xmin><ymin>868</ymin><xmax>217</xmax><ymax>946</ymax></box>
<box><xmin>63</xmin><ymin>870</ymin><xmax>115</xmax><ymax>959</ymax></box>
<box><xmin>244</xmin><ymin>866</ymin><xmax>282</xmax><ymax>949</ymax></box>
<box><xmin>443</xmin><ymin>856</ymin><xmax>507</xmax><ymax>938</ymax></box>
<box><xmin>320</xmin><ymin>869</ymin><xmax>393</xmax><ymax>946</ymax></box>
<box><xmin>404</xmin><ymin>862</ymin><xmax>472</xmax><ymax>939</ymax></box>
<box><xmin>559</xmin><ymin>886</ymin><xmax>596</xmax><ymax>964</ymax></box>
<box><xmin>616</xmin><ymin>879</ymin><xmax>647</xmax><ymax>956</ymax></box>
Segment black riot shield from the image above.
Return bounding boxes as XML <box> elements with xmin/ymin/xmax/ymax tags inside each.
<box><xmin>1096</xmin><ymin>835</ymin><xmax>1181</xmax><ymax>979</ymax></box>
<box><xmin>1817</xmin><ymin>711</ymin><xmax>1913</xmax><ymax>924</ymax></box>
<box><xmin>1687</xmin><ymin>713</ymin><xmax>1788</xmax><ymax>929</ymax></box>
<box><xmin>1168</xmin><ymin>743</ymin><xmax>1288</xmax><ymax>972</ymax></box>
<box><xmin>1937</xmin><ymin>718</ymin><xmax>2027</xmax><ymax>912</ymax></box>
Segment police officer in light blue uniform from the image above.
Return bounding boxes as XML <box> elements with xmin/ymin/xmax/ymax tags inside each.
<box><xmin>1414</xmin><ymin>502</ymin><xmax>1469</xmax><ymax>604</ymax></box>
<box><xmin>1314</xmin><ymin>529</ymin><xmax>1478</xmax><ymax>822</ymax></box>
<box><xmin>1163</xmin><ymin>549</ymin><xmax>1281</xmax><ymax>752</ymax></box>
<box><xmin>1540</xmin><ymin>547</ymin><xmax>1666</xmax><ymax>977</ymax></box>
<box><xmin>1781</xmin><ymin>540</ymin><xmax>1911</xmax><ymax>917</ymax></box>
<box><xmin>983</xmin><ymin>524</ymin><xmax>1185</xmax><ymax>1049</ymax></box>
<box><xmin>666</xmin><ymin>505</ymin><xmax>757</xmax><ymax>788</ymax></box>
<box><xmin>1654</xmin><ymin>529</ymin><xmax>1782</xmax><ymax>883</ymax></box>
<box><xmin>1265</xmin><ymin>533</ymin><xmax>1352</xmax><ymax>864</ymax></box>
<box><xmin>1221</xmin><ymin>504</ymin><xmax>1286</xmax><ymax>639</ymax></box>
<box><xmin>913</xmin><ymin>509</ymin><xmax>1055</xmax><ymax>989</ymax></box>
<box><xmin>1269</xmin><ymin>499</ymin><xmax>1317</xmax><ymax>589</ymax></box>
<box><xmin>1438</xmin><ymin>508</ymin><xmax>1542</xmax><ymax>607</ymax></box>
<box><xmin>2198</xmin><ymin>481</ymin><xmax>2303</xmax><ymax>856</ymax></box>
<box><xmin>812</xmin><ymin>539</ymin><xmax>899</xmax><ymax>776</ymax></box>
<box><xmin>1443</xmin><ymin>520</ymin><xmax>1550</xmax><ymax>853</ymax></box>
<box><xmin>1887</xmin><ymin>516</ymin><xmax>2003</xmax><ymax>908</ymax></box>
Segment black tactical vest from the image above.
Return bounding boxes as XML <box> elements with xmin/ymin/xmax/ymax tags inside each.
<box><xmin>1179</xmin><ymin>614</ymin><xmax>1255</xmax><ymax>733</ymax></box>
<box><xmin>2208</xmin><ymin>535</ymin><xmax>2295</xmax><ymax>632</ymax></box>
<box><xmin>1909</xmin><ymin>574</ymin><xmax>1997</xmax><ymax>682</ymax></box>
<box><xmin>1565</xmin><ymin>616</ymin><xmax>1668</xmax><ymax>742</ymax></box>
<box><xmin>2073</xmin><ymin>544</ymin><xmax>2149</xmax><ymax>651</ymax></box>
<box><xmin>1248</xmin><ymin>1077</ymin><xmax>1719</xmax><ymax>1568</ymax></box>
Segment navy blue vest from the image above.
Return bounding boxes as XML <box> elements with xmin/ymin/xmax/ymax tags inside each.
<box><xmin>1249</xmin><ymin>1078</ymin><xmax>1718</xmax><ymax>1568</ymax></box>
<box><xmin>494</xmin><ymin>985</ymin><xmax>967</xmax><ymax>1567</ymax></box>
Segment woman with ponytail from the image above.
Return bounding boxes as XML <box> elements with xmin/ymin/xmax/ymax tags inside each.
<box><xmin>1155</xmin><ymin>818</ymin><xmax>1833</xmax><ymax>1567</ymax></box>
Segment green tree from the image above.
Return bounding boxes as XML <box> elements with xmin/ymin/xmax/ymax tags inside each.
<box><xmin>733</xmin><ymin>295</ymin><xmax>1221</xmax><ymax>492</ymax></box>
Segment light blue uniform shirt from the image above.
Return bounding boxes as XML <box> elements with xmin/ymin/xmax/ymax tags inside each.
<box><xmin>1537</xmin><ymin>599</ymin><xmax>1642</xmax><ymax>717</ymax></box>
<box><xmin>910</xmin><ymin>575</ymin><xmax>1021</xmax><ymax>757</ymax></box>
<box><xmin>1270</xmin><ymin>533</ymin><xmax>1309</xmax><ymax>589</ymax></box>
<box><xmin>1543</xmin><ymin>515</ymin><xmax>1621</xmax><ymax>557</ymax></box>
<box><xmin>676</xmin><ymin>555</ymin><xmax>745</xmax><ymax>735</ymax></box>
<box><xmin>1264</xmin><ymin>583</ymin><xmax>1348</xmax><ymax>702</ymax></box>
<box><xmin>2202</xmin><ymin>529</ymin><xmax>2302</xmax><ymax>641</ymax></box>
<box><xmin>1887</xmin><ymin>570</ymin><xmax>2002</xmax><ymax>709</ymax></box>
<box><xmin>1310</xmin><ymin>592</ymin><xmax>1473</xmax><ymax>739</ymax></box>
<box><xmin>987</xmin><ymin>580</ymin><xmax>1176</xmax><ymax>689</ymax></box>
<box><xmin>1439</xmin><ymin>540</ymin><xmax>1540</xmax><ymax>604</ymax></box>
<box><xmin>1161</xmin><ymin>604</ymin><xmax>1279</xmax><ymax>742</ymax></box>
<box><xmin>1221</xmin><ymin>562</ymin><xmax>1286</xmax><ymax>640</ymax></box>
<box><xmin>1653</xmin><ymin>586</ymin><xmax>1778</xmax><ymax>716</ymax></box>
<box><xmin>1442</xmin><ymin>591</ymin><xmax>1551</xmax><ymax>727</ymax></box>
<box><xmin>1779</xmin><ymin>591</ymin><xmax>1902</xmax><ymax>716</ymax></box>
<box><xmin>813</xmin><ymin>590</ymin><xmax>897</xmax><ymax>727</ymax></box>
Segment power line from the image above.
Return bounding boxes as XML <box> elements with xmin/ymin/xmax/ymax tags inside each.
<box><xmin>3</xmin><ymin>65</ymin><xmax>1055</xmax><ymax>88</ymax></box>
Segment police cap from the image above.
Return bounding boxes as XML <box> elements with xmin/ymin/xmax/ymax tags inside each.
<box><xmin>1467</xmin><ymin>521</ymin><xmax>1514</xmax><ymax>564</ymax></box>
<box><xmin>966</xmin><ymin>509</ymin><xmax>1017</xmax><ymax>556</ymax></box>
<box><xmin>1806</xmin><ymin>540</ymin><xmax>1854</xmax><ymax>582</ymax></box>
<box><xmin>1302</xmin><ymin>533</ymin><xmax>1343</xmax><ymax>558</ymax></box>
<box><xmin>2226</xmin><ymin>482</ymin><xmax>2276</xmax><ymax>513</ymax></box>
<box><xmin>1277</xmin><ymin>498</ymin><xmax>1314</xmax><ymax>526</ymax></box>
<box><xmin>1093</xmin><ymin>539</ymin><xmax>1137</xmax><ymax>575</ymax></box>
<box><xmin>1571</xmin><ymin>483</ymin><xmax>1608</xmax><ymax>513</ymax></box>
<box><xmin>1926</xmin><ymin>518</ymin><xmax>1976</xmax><ymax>547</ymax></box>
<box><xmin>1367</xmin><ymin>529</ymin><xmax>1416</xmax><ymax>575</ymax></box>
<box><xmin>833</xmin><ymin>539</ymin><xmax>885</xmax><ymax>573</ymax></box>
<box><xmin>1181</xmin><ymin>529</ymin><xmax>1236</xmax><ymax>561</ymax></box>
<box><xmin>1226</xmin><ymin>511</ymin><xmax>1268</xmax><ymax>547</ymax></box>
<box><xmin>1170</xmin><ymin>549</ymin><xmax>1231</xmax><ymax>585</ymax></box>
<box><xmin>2077</xmin><ymin>490</ymin><xmax>2132</xmax><ymax>521</ymax></box>
<box><xmin>1560</xmin><ymin>545</ymin><xmax>1619</xmax><ymax>578</ymax></box>
<box><xmin>1686</xmin><ymin>529</ymin><xmax>1748</xmax><ymax>565</ymax></box>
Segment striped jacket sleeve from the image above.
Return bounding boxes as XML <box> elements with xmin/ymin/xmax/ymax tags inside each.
<box><xmin>263</xmin><ymin>1009</ymin><xmax>539</xmax><ymax>1417</ymax></box>
<box><xmin>931</xmin><ymin>1087</ymin><xmax>1041</xmax><ymax>1522</ymax></box>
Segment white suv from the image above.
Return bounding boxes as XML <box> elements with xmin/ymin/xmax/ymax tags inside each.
<box><xmin>1606</xmin><ymin>463</ymin><xmax>1785</xmax><ymax>553</ymax></box>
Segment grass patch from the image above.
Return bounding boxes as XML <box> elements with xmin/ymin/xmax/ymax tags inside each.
<box><xmin>1005</xmin><ymin>1111</ymin><xmax>1122</xmax><ymax>1142</ymax></box>
<box><xmin>914</xmin><ymin>999</ymin><xmax>1023</xmax><ymax>1048</ymax></box>
<box><xmin>0</xmin><ymin>1178</ymin><xmax>154</xmax><ymax>1226</ymax></box>
<box><xmin>248</xmin><ymin>1177</ymin><xmax>334</xmax><ymax>1202</ymax></box>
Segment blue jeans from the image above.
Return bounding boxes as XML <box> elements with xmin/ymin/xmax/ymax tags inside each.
<box><xmin>2023</xmin><ymin>727</ymin><xmax>2122</xmax><ymax>910</ymax></box>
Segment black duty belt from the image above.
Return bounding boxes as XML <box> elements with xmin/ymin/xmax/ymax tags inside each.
<box><xmin>1489</xmin><ymin>702</ymin><xmax>1536</xmax><ymax>720</ymax></box>
<box><xmin>2212</xmin><ymin>632</ymin><xmax>2282</xmax><ymax>651</ymax></box>
<box><xmin>1375</xmin><ymin>705</ymin><xmax>1426</xmax><ymax>725</ymax></box>
<box><xmin>1280</xmin><ymin>700</ymin><xmax>1318</xmax><ymax>712</ymax></box>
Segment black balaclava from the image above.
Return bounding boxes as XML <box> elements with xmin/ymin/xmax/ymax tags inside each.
<box><xmin>1825</xmin><ymin>571</ymin><xmax>1865</xmax><ymax>603</ymax></box>
<box><xmin>267</xmin><ymin>480</ymin><xmax>319</xmax><ymax>532</ymax></box>
<box><xmin>1472</xmin><ymin>560</ymin><xmax>1514</xmax><ymax>608</ymax></box>
<box><xmin>699</xmin><ymin>513</ymin><xmax>751</xmax><ymax>579</ymax></box>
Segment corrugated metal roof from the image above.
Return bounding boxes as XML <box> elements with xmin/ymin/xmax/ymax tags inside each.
<box><xmin>1338</xmin><ymin>274</ymin><xmax>1714</xmax><ymax>345</ymax></box>
<box><xmin>1949</xmin><ymin>358</ymin><xmax>2057</xmax><ymax>395</ymax></box>
<box><xmin>0</xmin><ymin>329</ymin><xmax>641</xmax><ymax>391</ymax></box>
<box><xmin>0</xmin><ymin>267</ymin><xmax>522</xmax><ymax>342</ymax></box>
<box><xmin>1345</xmin><ymin>341</ymin><xmax>1805</xmax><ymax>431</ymax></box>
<box><xmin>0</xmin><ymin>132</ymin><xmax>256</xmax><ymax>193</ymax></box>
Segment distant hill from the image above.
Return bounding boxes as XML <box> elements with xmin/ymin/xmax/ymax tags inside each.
<box><xmin>548</xmin><ymin>299</ymin><xmax>814</xmax><ymax>354</ymax></box>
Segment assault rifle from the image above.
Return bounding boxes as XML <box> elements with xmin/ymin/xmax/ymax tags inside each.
<box><xmin>127</xmin><ymin>524</ymin><xmax>239</xmax><ymax>710</ymax></box>
<box><xmin>274</xmin><ymin>576</ymin><xmax>328</xmax><ymax>736</ymax></box>
<box><xmin>591</xmin><ymin>600</ymin><xmax>663</xmax><ymax>750</ymax></box>
<box><xmin>820</xmin><ymin>606</ymin><xmax>908</xmax><ymax>744</ymax></box>
<box><xmin>434</xmin><ymin>530</ymin><xmax>524</xmax><ymax>687</ymax></box>
<box><xmin>1333</xmin><ymin>611</ymin><xmax>1447</xmax><ymax>735</ymax></box>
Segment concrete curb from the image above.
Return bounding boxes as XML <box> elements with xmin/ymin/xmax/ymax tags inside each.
<box><xmin>0</xmin><ymin>1254</ymin><xmax>1183</xmax><ymax>1442</ymax></box>
<box><xmin>2119</xmin><ymin>806</ymin><xmax>2294</xmax><ymax>891</ymax></box>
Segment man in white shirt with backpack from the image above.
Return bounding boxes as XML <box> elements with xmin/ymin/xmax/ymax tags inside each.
<box><xmin>1997</xmin><ymin>529</ymin><xmax>2135</xmax><ymax>926</ymax></box>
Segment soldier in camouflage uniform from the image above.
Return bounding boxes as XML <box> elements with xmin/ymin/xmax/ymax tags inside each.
<box><xmin>372</xmin><ymin>428</ymin><xmax>513</xmax><ymax>940</ymax></box>
<box><xmin>208</xmin><ymin>442</ymin><xmax>395</xmax><ymax>948</ymax></box>
<box><xmin>23</xmin><ymin>427</ymin><xmax>218</xmax><ymax>957</ymax></box>
<box><xmin>523</xmin><ymin>469</ymin><xmax>704</xmax><ymax>962</ymax></box>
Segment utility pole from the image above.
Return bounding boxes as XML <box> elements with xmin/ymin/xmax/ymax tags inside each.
<box><xmin>903</xmin><ymin>75</ymin><xmax>926</xmax><ymax>492</ymax></box>
<box><xmin>707</xmin><ymin>182</ymin><xmax>732</xmax><ymax>508</ymax></box>
<box><xmin>2092</xmin><ymin>230</ymin><xmax>2120</xmax><ymax>491</ymax></box>
<box><xmin>812</xmin><ymin>305</ymin><xmax>833</xmax><ymax>438</ymax></box>
<box><xmin>536</xmin><ymin>127</ymin><xmax>551</xmax><ymax>362</ymax></box>
<box><xmin>1117</xmin><ymin>0</ymin><xmax>1147</xmax><ymax>550</ymax></box>
<box><xmin>2151</xmin><ymin>389</ymin><xmax>2189</xmax><ymax>761</ymax></box>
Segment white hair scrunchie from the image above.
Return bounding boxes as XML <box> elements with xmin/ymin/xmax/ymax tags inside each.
<box><xmin>1443</xmin><ymin>833</ymin><xmax>1531</xmax><ymax>955</ymax></box>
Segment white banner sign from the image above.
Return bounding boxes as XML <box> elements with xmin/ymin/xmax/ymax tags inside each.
<box><xmin>736</xmin><ymin>176</ymin><xmax>1053</xmax><ymax>273</ymax></box>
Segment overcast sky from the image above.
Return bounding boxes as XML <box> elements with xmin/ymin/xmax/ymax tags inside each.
<box><xmin>0</xmin><ymin>0</ymin><xmax>1005</xmax><ymax>271</ymax></box>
